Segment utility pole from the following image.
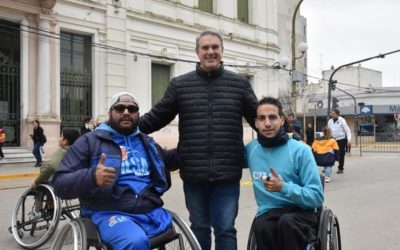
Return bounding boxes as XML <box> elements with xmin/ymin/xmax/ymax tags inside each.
<box><xmin>290</xmin><ymin>0</ymin><xmax>304</xmax><ymax>113</ymax></box>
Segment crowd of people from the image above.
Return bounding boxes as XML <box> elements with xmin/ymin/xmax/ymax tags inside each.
<box><xmin>16</xmin><ymin>30</ymin><xmax>353</xmax><ymax>250</ymax></box>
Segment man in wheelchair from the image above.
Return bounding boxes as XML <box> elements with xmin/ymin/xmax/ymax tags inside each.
<box><xmin>52</xmin><ymin>92</ymin><xmax>179</xmax><ymax>250</ymax></box>
<box><xmin>245</xmin><ymin>97</ymin><xmax>324</xmax><ymax>250</ymax></box>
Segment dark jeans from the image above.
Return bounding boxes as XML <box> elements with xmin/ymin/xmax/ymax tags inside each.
<box><xmin>0</xmin><ymin>142</ymin><xmax>4</xmax><ymax>158</ymax></box>
<box><xmin>253</xmin><ymin>206</ymin><xmax>318</xmax><ymax>250</ymax></box>
<box><xmin>336</xmin><ymin>138</ymin><xmax>347</xmax><ymax>170</ymax></box>
<box><xmin>183</xmin><ymin>181</ymin><xmax>240</xmax><ymax>250</ymax></box>
<box><xmin>32</xmin><ymin>142</ymin><xmax>43</xmax><ymax>164</ymax></box>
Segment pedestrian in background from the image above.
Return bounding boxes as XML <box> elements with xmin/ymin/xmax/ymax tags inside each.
<box><xmin>80</xmin><ymin>117</ymin><xmax>95</xmax><ymax>135</ymax></box>
<box><xmin>0</xmin><ymin>127</ymin><xmax>5</xmax><ymax>160</ymax></box>
<box><xmin>30</xmin><ymin>120</ymin><xmax>46</xmax><ymax>167</ymax></box>
<box><xmin>328</xmin><ymin>109</ymin><xmax>351</xmax><ymax>174</ymax></box>
<box><xmin>306</xmin><ymin>123</ymin><xmax>314</xmax><ymax>146</ymax></box>
<box><xmin>312</xmin><ymin>127</ymin><xmax>339</xmax><ymax>183</ymax></box>
<box><xmin>139</xmin><ymin>30</ymin><xmax>258</xmax><ymax>250</ymax></box>
<box><xmin>287</xmin><ymin>113</ymin><xmax>304</xmax><ymax>140</ymax></box>
<box><xmin>31</xmin><ymin>128</ymin><xmax>80</xmax><ymax>188</ymax></box>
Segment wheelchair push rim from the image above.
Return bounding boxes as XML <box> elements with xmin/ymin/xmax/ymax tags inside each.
<box><xmin>11</xmin><ymin>184</ymin><xmax>61</xmax><ymax>249</ymax></box>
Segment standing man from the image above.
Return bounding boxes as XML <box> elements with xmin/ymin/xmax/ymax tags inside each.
<box><xmin>139</xmin><ymin>30</ymin><xmax>258</xmax><ymax>250</ymax></box>
<box><xmin>328</xmin><ymin>109</ymin><xmax>351</xmax><ymax>174</ymax></box>
<box><xmin>245</xmin><ymin>97</ymin><xmax>324</xmax><ymax>250</ymax></box>
<box><xmin>53</xmin><ymin>92</ymin><xmax>179</xmax><ymax>250</ymax></box>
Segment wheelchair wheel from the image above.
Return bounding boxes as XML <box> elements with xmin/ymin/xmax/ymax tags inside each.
<box><xmin>51</xmin><ymin>220</ymin><xmax>87</xmax><ymax>250</ymax></box>
<box><xmin>163</xmin><ymin>209</ymin><xmax>202</xmax><ymax>250</ymax></box>
<box><xmin>61</xmin><ymin>198</ymin><xmax>81</xmax><ymax>220</ymax></box>
<box><xmin>10</xmin><ymin>184</ymin><xmax>61</xmax><ymax>249</ymax></box>
<box><xmin>246</xmin><ymin>219</ymin><xmax>257</xmax><ymax>250</ymax></box>
<box><xmin>318</xmin><ymin>208</ymin><xmax>341</xmax><ymax>250</ymax></box>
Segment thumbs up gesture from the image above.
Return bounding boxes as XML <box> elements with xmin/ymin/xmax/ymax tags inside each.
<box><xmin>95</xmin><ymin>153</ymin><xmax>116</xmax><ymax>186</ymax></box>
<box><xmin>263</xmin><ymin>167</ymin><xmax>282</xmax><ymax>192</ymax></box>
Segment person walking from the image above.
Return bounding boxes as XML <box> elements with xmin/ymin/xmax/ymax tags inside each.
<box><xmin>245</xmin><ymin>97</ymin><xmax>324</xmax><ymax>250</ymax></box>
<box><xmin>0</xmin><ymin>127</ymin><xmax>5</xmax><ymax>159</ymax></box>
<box><xmin>312</xmin><ymin>126</ymin><xmax>339</xmax><ymax>183</ymax></box>
<box><xmin>328</xmin><ymin>109</ymin><xmax>351</xmax><ymax>174</ymax></box>
<box><xmin>30</xmin><ymin>120</ymin><xmax>46</xmax><ymax>167</ymax></box>
<box><xmin>139</xmin><ymin>30</ymin><xmax>258</xmax><ymax>250</ymax></box>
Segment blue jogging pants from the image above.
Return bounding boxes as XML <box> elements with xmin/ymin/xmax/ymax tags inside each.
<box><xmin>90</xmin><ymin>207</ymin><xmax>172</xmax><ymax>250</ymax></box>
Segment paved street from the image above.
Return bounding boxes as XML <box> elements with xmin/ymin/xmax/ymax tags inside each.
<box><xmin>1</xmin><ymin>153</ymin><xmax>400</xmax><ymax>249</ymax></box>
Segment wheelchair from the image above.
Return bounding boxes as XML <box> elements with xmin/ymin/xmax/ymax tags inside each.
<box><xmin>9</xmin><ymin>183</ymin><xmax>80</xmax><ymax>249</ymax></box>
<box><xmin>51</xmin><ymin>208</ymin><xmax>202</xmax><ymax>250</ymax></box>
<box><xmin>246</xmin><ymin>206</ymin><xmax>341</xmax><ymax>250</ymax></box>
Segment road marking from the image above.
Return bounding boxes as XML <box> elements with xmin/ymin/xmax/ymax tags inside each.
<box><xmin>0</xmin><ymin>172</ymin><xmax>39</xmax><ymax>181</ymax></box>
<box><xmin>240</xmin><ymin>180</ymin><xmax>253</xmax><ymax>187</ymax></box>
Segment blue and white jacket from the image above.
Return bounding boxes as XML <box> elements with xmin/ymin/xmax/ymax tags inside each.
<box><xmin>52</xmin><ymin>123</ymin><xmax>178</xmax><ymax>214</ymax></box>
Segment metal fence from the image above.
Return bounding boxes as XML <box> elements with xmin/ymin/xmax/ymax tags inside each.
<box><xmin>359</xmin><ymin>133</ymin><xmax>400</xmax><ymax>154</ymax></box>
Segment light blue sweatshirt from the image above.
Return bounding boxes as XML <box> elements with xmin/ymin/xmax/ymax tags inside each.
<box><xmin>245</xmin><ymin>139</ymin><xmax>324</xmax><ymax>217</ymax></box>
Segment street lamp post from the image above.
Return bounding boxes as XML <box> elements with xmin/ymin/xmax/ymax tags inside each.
<box><xmin>327</xmin><ymin>49</ymin><xmax>400</xmax><ymax>118</ymax></box>
<box><xmin>291</xmin><ymin>0</ymin><xmax>305</xmax><ymax>113</ymax></box>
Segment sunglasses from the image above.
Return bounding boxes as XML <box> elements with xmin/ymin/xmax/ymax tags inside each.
<box><xmin>112</xmin><ymin>105</ymin><xmax>139</xmax><ymax>113</ymax></box>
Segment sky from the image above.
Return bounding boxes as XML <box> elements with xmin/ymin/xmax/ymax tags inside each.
<box><xmin>301</xmin><ymin>0</ymin><xmax>400</xmax><ymax>87</ymax></box>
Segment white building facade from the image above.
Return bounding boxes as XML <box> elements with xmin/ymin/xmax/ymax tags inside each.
<box><xmin>0</xmin><ymin>0</ymin><xmax>307</xmax><ymax>153</ymax></box>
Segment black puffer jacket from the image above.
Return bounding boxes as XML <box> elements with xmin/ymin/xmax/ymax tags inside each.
<box><xmin>139</xmin><ymin>63</ymin><xmax>258</xmax><ymax>183</ymax></box>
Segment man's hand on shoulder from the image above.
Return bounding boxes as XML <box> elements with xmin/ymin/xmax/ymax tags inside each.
<box><xmin>95</xmin><ymin>153</ymin><xmax>116</xmax><ymax>186</ymax></box>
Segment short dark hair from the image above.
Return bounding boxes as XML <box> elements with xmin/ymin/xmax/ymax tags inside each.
<box><xmin>33</xmin><ymin>120</ymin><xmax>40</xmax><ymax>126</ymax></box>
<box><xmin>257</xmin><ymin>96</ymin><xmax>294</xmax><ymax>133</ymax></box>
<box><xmin>332</xmin><ymin>109</ymin><xmax>340</xmax><ymax>115</ymax></box>
<box><xmin>195</xmin><ymin>30</ymin><xmax>224</xmax><ymax>52</ymax></box>
<box><xmin>62</xmin><ymin>128</ymin><xmax>80</xmax><ymax>145</ymax></box>
<box><xmin>83</xmin><ymin>117</ymin><xmax>92</xmax><ymax>123</ymax></box>
<box><xmin>257</xmin><ymin>96</ymin><xmax>284</xmax><ymax>116</ymax></box>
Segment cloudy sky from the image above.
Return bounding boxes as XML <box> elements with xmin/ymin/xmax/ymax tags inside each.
<box><xmin>301</xmin><ymin>0</ymin><xmax>400</xmax><ymax>87</ymax></box>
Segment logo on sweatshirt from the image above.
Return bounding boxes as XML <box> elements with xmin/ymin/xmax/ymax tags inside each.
<box><xmin>108</xmin><ymin>215</ymin><xmax>128</xmax><ymax>227</ymax></box>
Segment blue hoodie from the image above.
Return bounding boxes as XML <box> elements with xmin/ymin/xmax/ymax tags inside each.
<box><xmin>245</xmin><ymin>138</ymin><xmax>324</xmax><ymax>216</ymax></box>
<box><xmin>53</xmin><ymin>123</ymin><xmax>178</xmax><ymax>214</ymax></box>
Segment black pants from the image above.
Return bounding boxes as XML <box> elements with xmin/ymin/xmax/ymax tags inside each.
<box><xmin>336</xmin><ymin>138</ymin><xmax>347</xmax><ymax>170</ymax></box>
<box><xmin>253</xmin><ymin>206</ymin><xmax>318</xmax><ymax>250</ymax></box>
<box><xmin>0</xmin><ymin>142</ymin><xmax>4</xmax><ymax>158</ymax></box>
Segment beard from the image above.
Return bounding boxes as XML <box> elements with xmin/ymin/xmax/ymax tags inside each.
<box><xmin>109</xmin><ymin>114</ymin><xmax>139</xmax><ymax>135</ymax></box>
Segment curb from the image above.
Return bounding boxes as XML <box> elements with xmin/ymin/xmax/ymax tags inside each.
<box><xmin>0</xmin><ymin>172</ymin><xmax>39</xmax><ymax>181</ymax></box>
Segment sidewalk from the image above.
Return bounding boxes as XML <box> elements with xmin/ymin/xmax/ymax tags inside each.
<box><xmin>0</xmin><ymin>162</ymin><xmax>39</xmax><ymax>189</ymax></box>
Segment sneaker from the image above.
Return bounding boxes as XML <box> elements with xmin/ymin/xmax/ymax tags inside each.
<box><xmin>337</xmin><ymin>169</ymin><xmax>344</xmax><ymax>174</ymax></box>
<box><xmin>325</xmin><ymin>177</ymin><xmax>331</xmax><ymax>183</ymax></box>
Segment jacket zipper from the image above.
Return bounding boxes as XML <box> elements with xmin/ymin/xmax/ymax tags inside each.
<box><xmin>208</xmin><ymin>72</ymin><xmax>213</xmax><ymax>181</ymax></box>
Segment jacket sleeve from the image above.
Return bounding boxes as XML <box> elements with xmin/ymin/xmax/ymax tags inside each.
<box><xmin>139</xmin><ymin>79</ymin><xmax>179</xmax><ymax>134</ymax></box>
<box><xmin>242</xmin><ymin>79</ymin><xmax>258</xmax><ymax>131</ymax></box>
<box><xmin>51</xmin><ymin>136</ymin><xmax>98</xmax><ymax>199</ymax></box>
<box><xmin>341</xmin><ymin>118</ymin><xmax>352</xmax><ymax>141</ymax></box>
<box><xmin>158</xmin><ymin>145</ymin><xmax>180</xmax><ymax>171</ymax></box>
<box><xmin>34</xmin><ymin>149</ymin><xmax>64</xmax><ymax>185</ymax></box>
<box><xmin>281</xmin><ymin>145</ymin><xmax>324</xmax><ymax>209</ymax></box>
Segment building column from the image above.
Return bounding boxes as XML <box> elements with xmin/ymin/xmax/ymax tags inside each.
<box><xmin>36</xmin><ymin>17</ymin><xmax>51</xmax><ymax>114</ymax></box>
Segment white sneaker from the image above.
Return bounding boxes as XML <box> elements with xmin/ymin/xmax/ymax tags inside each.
<box><xmin>325</xmin><ymin>177</ymin><xmax>331</xmax><ymax>183</ymax></box>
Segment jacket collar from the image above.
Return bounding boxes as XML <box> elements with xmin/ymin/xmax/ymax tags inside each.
<box><xmin>196</xmin><ymin>62</ymin><xmax>224</xmax><ymax>79</ymax></box>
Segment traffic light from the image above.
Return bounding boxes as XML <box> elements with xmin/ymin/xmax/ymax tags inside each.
<box><xmin>332</xmin><ymin>97</ymin><xmax>339</xmax><ymax>109</ymax></box>
<box><xmin>330</xmin><ymin>80</ymin><xmax>337</xmax><ymax>90</ymax></box>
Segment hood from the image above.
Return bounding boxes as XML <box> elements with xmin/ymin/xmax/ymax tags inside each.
<box><xmin>96</xmin><ymin>122</ymin><xmax>141</xmax><ymax>137</ymax></box>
